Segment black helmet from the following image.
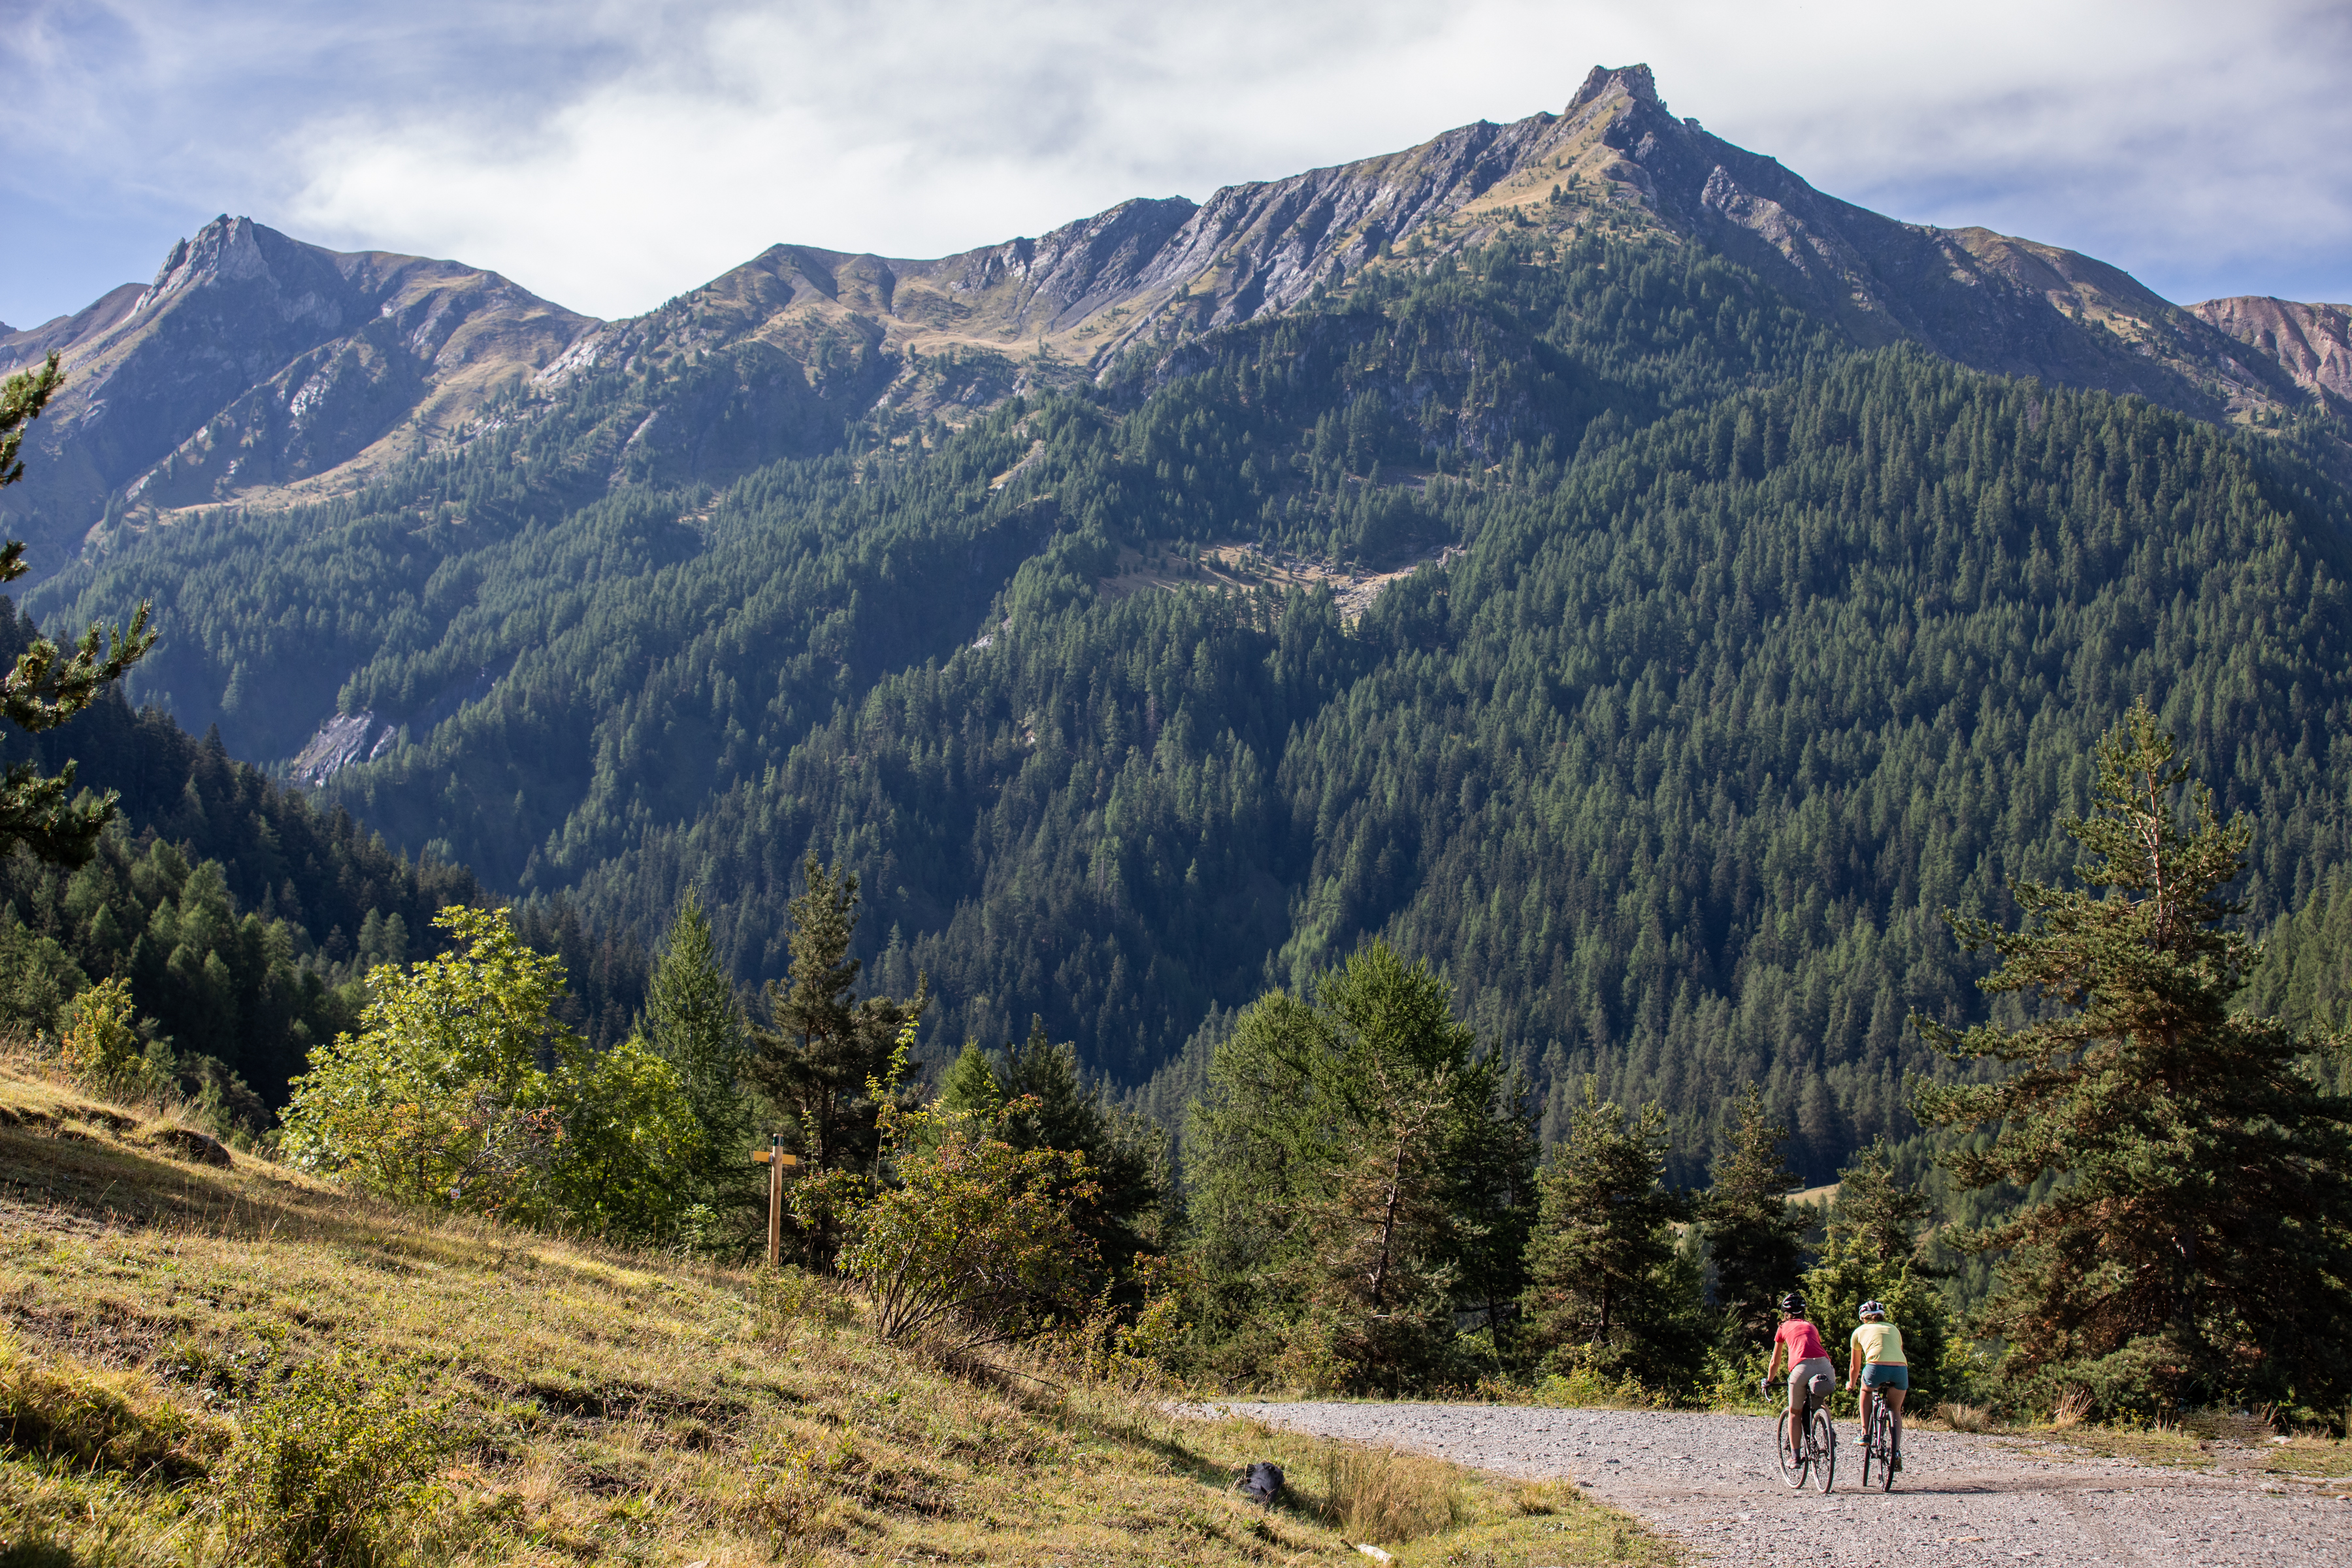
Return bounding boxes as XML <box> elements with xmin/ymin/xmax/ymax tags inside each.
<box><xmin>1778</xmin><ymin>1293</ymin><xmax>1805</xmax><ymax>1315</ymax></box>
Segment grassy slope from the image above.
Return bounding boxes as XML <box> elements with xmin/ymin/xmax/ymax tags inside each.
<box><xmin>0</xmin><ymin>1057</ymin><xmax>1666</xmax><ymax>1567</ymax></box>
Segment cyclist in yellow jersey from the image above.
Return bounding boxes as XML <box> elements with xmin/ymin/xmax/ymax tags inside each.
<box><xmin>1846</xmin><ymin>1300</ymin><xmax>1906</xmax><ymax>1470</ymax></box>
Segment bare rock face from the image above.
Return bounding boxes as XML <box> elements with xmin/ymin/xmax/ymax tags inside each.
<box><xmin>1541</xmin><ymin>71</ymin><xmax>2309</xmax><ymax>422</ymax></box>
<box><xmin>2191</xmin><ymin>297</ymin><xmax>2352</xmax><ymax>408</ymax></box>
<box><xmin>290</xmin><ymin>710</ymin><xmax>398</xmax><ymax>787</ymax></box>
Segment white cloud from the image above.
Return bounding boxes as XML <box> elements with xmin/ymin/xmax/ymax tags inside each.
<box><xmin>7</xmin><ymin>1</ymin><xmax>2351</xmax><ymax>323</ymax></box>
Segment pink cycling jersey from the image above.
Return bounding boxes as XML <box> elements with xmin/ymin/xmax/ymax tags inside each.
<box><xmin>1775</xmin><ymin>1318</ymin><xmax>1829</xmax><ymax>1364</ymax></box>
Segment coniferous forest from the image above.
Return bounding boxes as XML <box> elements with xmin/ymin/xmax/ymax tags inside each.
<box><xmin>10</xmin><ymin>211</ymin><xmax>2352</xmax><ymax>1418</ymax></box>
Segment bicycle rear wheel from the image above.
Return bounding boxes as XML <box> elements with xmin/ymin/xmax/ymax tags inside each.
<box><xmin>1776</xmin><ymin>1405</ymin><xmax>1807</xmax><ymax>1488</ymax></box>
<box><xmin>1808</xmin><ymin>1407</ymin><xmax>1836</xmax><ymax>1494</ymax></box>
<box><xmin>1874</xmin><ymin>1403</ymin><xmax>1897</xmax><ymax>1492</ymax></box>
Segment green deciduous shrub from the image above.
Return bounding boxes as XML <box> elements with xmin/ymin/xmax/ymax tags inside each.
<box><xmin>843</xmin><ymin>1098</ymin><xmax>1099</xmax><ymax>1350</ymax></box>
<box><xmin>216</xmin><ymin>1356</ymin><xmax>444</xmax><ymax>1568</ymax></box>
<box><xmin>280</xmin><ymin>905</ymin><xmax>699</xmax><ymax>1240</ymax></box>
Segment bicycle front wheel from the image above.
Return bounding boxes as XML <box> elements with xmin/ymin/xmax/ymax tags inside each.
<box><xmin>1808</xmin><ymin>1408</ymin><xmax>1836</xmax><ymax>1494</ymax></box>
<box><xmin>1776</xmin><ymin>1407</ymin><xmax>1806</xmax><ymax>1488</ymax></box>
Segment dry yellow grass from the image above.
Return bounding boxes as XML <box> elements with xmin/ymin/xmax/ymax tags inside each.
<box><xmin>0</xmin><ymin>1056</ymin><xmax>1669</xmax><ymax>1565</ymax></box>
<box><xmin>2004</xmin><ymin>1418</ymin><xmax>2352</xmax><ymax>1484</ymax></box>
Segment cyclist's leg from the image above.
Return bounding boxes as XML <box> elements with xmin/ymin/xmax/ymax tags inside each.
<box><xmin>1885</xmin><ymin>1386</ymin><xmax>1906</xmax><ymax>1455</ymax></box>
<box><xmin>1786</xmin><ymin>1382</ymin><xmax>1806</xmax><ymax>1453</ymax></box>
<box><xmin>1789</xmin><ymin>1358</ymin><xmax>1829</xmax><ymax>1452</ymax></box>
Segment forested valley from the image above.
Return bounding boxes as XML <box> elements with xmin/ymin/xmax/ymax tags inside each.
<box><xmin>8</xmin><ymin>206</ymin><xmax>2352</xmax><ymax>1422</ymax></box>
<box><xmin>22</xmin><ymin>222</ymin><xmax>2352</xmax><ymax>1182</ymax></box>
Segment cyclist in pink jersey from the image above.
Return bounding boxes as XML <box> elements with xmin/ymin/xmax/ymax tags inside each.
<box><xmin>1761</xmin><ymin>1292</ymin><xmax>1835</xmax><ymax>1456</ymax></box>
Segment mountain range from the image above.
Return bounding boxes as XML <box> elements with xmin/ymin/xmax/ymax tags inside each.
<box><xmin>6</xmin><ymin>64</ymin><xmax>2347</xmax><ymax>574</ymax></box>
<box><xmin>7</xmin><ymin>64</ymin><xmax>2352</xmax><ymax>1175</ymax></box>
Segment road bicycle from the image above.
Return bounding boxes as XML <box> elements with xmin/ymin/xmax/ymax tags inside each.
<box><xmin>1769</xmin><ymin>1379</ymin><xmax>1835</xmax><ymax>1493</ymax></box>
<box><xmin>1859</xmin><ymin>1387</ymin><xmax>1901</xmax><ymax>1491</ymax></box>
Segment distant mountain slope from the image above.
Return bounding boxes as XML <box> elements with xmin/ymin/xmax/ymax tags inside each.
<box><xmin>0</xmin><ymin>219</ymin><xmax>595</xmax><ymax>566</ymax></box>
<box><xmin>8</xmin><ymin>64</ymin><xmax>2345</xmax><ymax>572</ymax></box>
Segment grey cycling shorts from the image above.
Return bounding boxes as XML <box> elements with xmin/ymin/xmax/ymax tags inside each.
<box><xmin>1789</xmin><ymin>1356</ymin><xmax>1835</xmax><ymax>1409</ymax></box>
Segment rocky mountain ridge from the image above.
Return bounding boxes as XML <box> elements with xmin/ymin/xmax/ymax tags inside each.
<box><xmin>5</xmin><ymin>64</ymin><xmax>2345</xmax><ymax>574</ymax></box>
<box><xmin>0</xmin><ymin>218</ymin><xmax>595</xmax><ymax>568</ymax></box>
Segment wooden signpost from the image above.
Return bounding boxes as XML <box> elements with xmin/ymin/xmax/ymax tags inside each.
<box><xmin>751</xmin><ymin>1135</ymin><xmax>800</xmax><ymax>1268</ymax></box>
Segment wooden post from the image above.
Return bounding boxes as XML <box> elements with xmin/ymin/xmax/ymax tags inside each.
<box><xmin>766</xmin><ymin>1133</ymin><xmax>784</xmax><ymax>1268</ymax></box>
<box><xmin>751</xmin><ymin>1137</ymin><xmax>800</xmax><ymax>1269</ymax></box>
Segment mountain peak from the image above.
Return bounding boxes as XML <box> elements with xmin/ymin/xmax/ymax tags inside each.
<box><xmin>1569</xmin><ymin>63</ymin><xmax>1663</xmax><ymax>115</ymax></box>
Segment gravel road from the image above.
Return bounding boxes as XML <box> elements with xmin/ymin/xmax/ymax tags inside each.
<box><xmin>1212</xmin><ymin>1401</ymin><xmax>2352</xmax><ymax>1566</ymax></box>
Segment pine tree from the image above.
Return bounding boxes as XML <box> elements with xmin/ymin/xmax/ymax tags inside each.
<box><xmin>1</xmin><ymin>351</ymin><xmax>154</xmax><ymax>866</ymax></box>
<box><xmin>1700</xmin><ymin>1085</ymin><xmax>1811</xmax><ymax>1345</ymax></box>
<box><xmin>1520</xmin><ymin>1080</ymin><xmax>1700</xmax><ymax>1384</ymax></box>
<box><xmin>1914</xmin><ymin>698</ymin><xmax>2352</xmax><ymax>1416</ymax></box>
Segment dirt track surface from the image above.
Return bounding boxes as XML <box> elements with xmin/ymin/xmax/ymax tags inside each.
<box><xmin>1214</xmin><ymin>1402</ymin><xmax>2352</xmax><ymax>1566</ymax></box>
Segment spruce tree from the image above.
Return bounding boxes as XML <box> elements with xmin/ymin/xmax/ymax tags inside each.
<box><xmin>1520</xmin><ymin>1080</ymin><xmax>1700</xmax><ymax>1384</ymax></box>
<box><xmin>994</xmin><ymin>1016</ymin><xmax>1169</xmax><ymax>1284</ymax></box>
<box><xmin>0</xmin><ymin>351</ymin><xmax>154</xmax><ymax>866</ymax></box>
<box><xmin>1915</xmin><ymin>698</ymin><xmax>2352</xmax><ymax>1416</ymax></box>
<box><xmin>1699</xmin><ymin>1085</ymin><xmax>1811</xmax><ymax>1345</ymax></box>
<box><xmin>745</xmin><ymin>857</ymin><xmax>928</xmax><ymax>1175</ymax></box>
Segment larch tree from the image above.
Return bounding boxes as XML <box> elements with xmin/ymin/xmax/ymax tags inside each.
<box><xmin>1914</xmin><ymin>698</ymin><xmax>2352</xmax><ymax>1416</ymax></box>
<box><xmin>1183</xmin><ymin>940</ymin><xmax>1535</xmax><ymax>1392</ymax></box>
<box><xmin>644</xmin><ymin>887</ymin><xmax>749</xmax><ymax>1191</ymax></box>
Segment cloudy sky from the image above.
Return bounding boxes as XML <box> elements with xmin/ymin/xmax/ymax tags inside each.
<box><xmin>4</xmin><ymin>0</ymin><xmax>2347</xmax><ymax>329</ymax></box>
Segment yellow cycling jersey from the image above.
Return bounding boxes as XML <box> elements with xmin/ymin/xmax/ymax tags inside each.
<box><xmin>1852</xmin><ymin>1321</ymin><xmax>1906</xmax><ymax>1364</ymax></box>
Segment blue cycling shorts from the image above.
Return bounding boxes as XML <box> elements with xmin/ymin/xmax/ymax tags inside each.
<box><xmin>1860</xmin><ymin>1364</ymin><xmax>1909</xmax><ymax>1390</ymax></box>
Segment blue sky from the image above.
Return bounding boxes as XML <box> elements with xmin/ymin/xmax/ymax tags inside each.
<box><xmin>5</xmin><ymin>0</ymin><xmax>2348</xmax><ymax>329</ymax></box>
